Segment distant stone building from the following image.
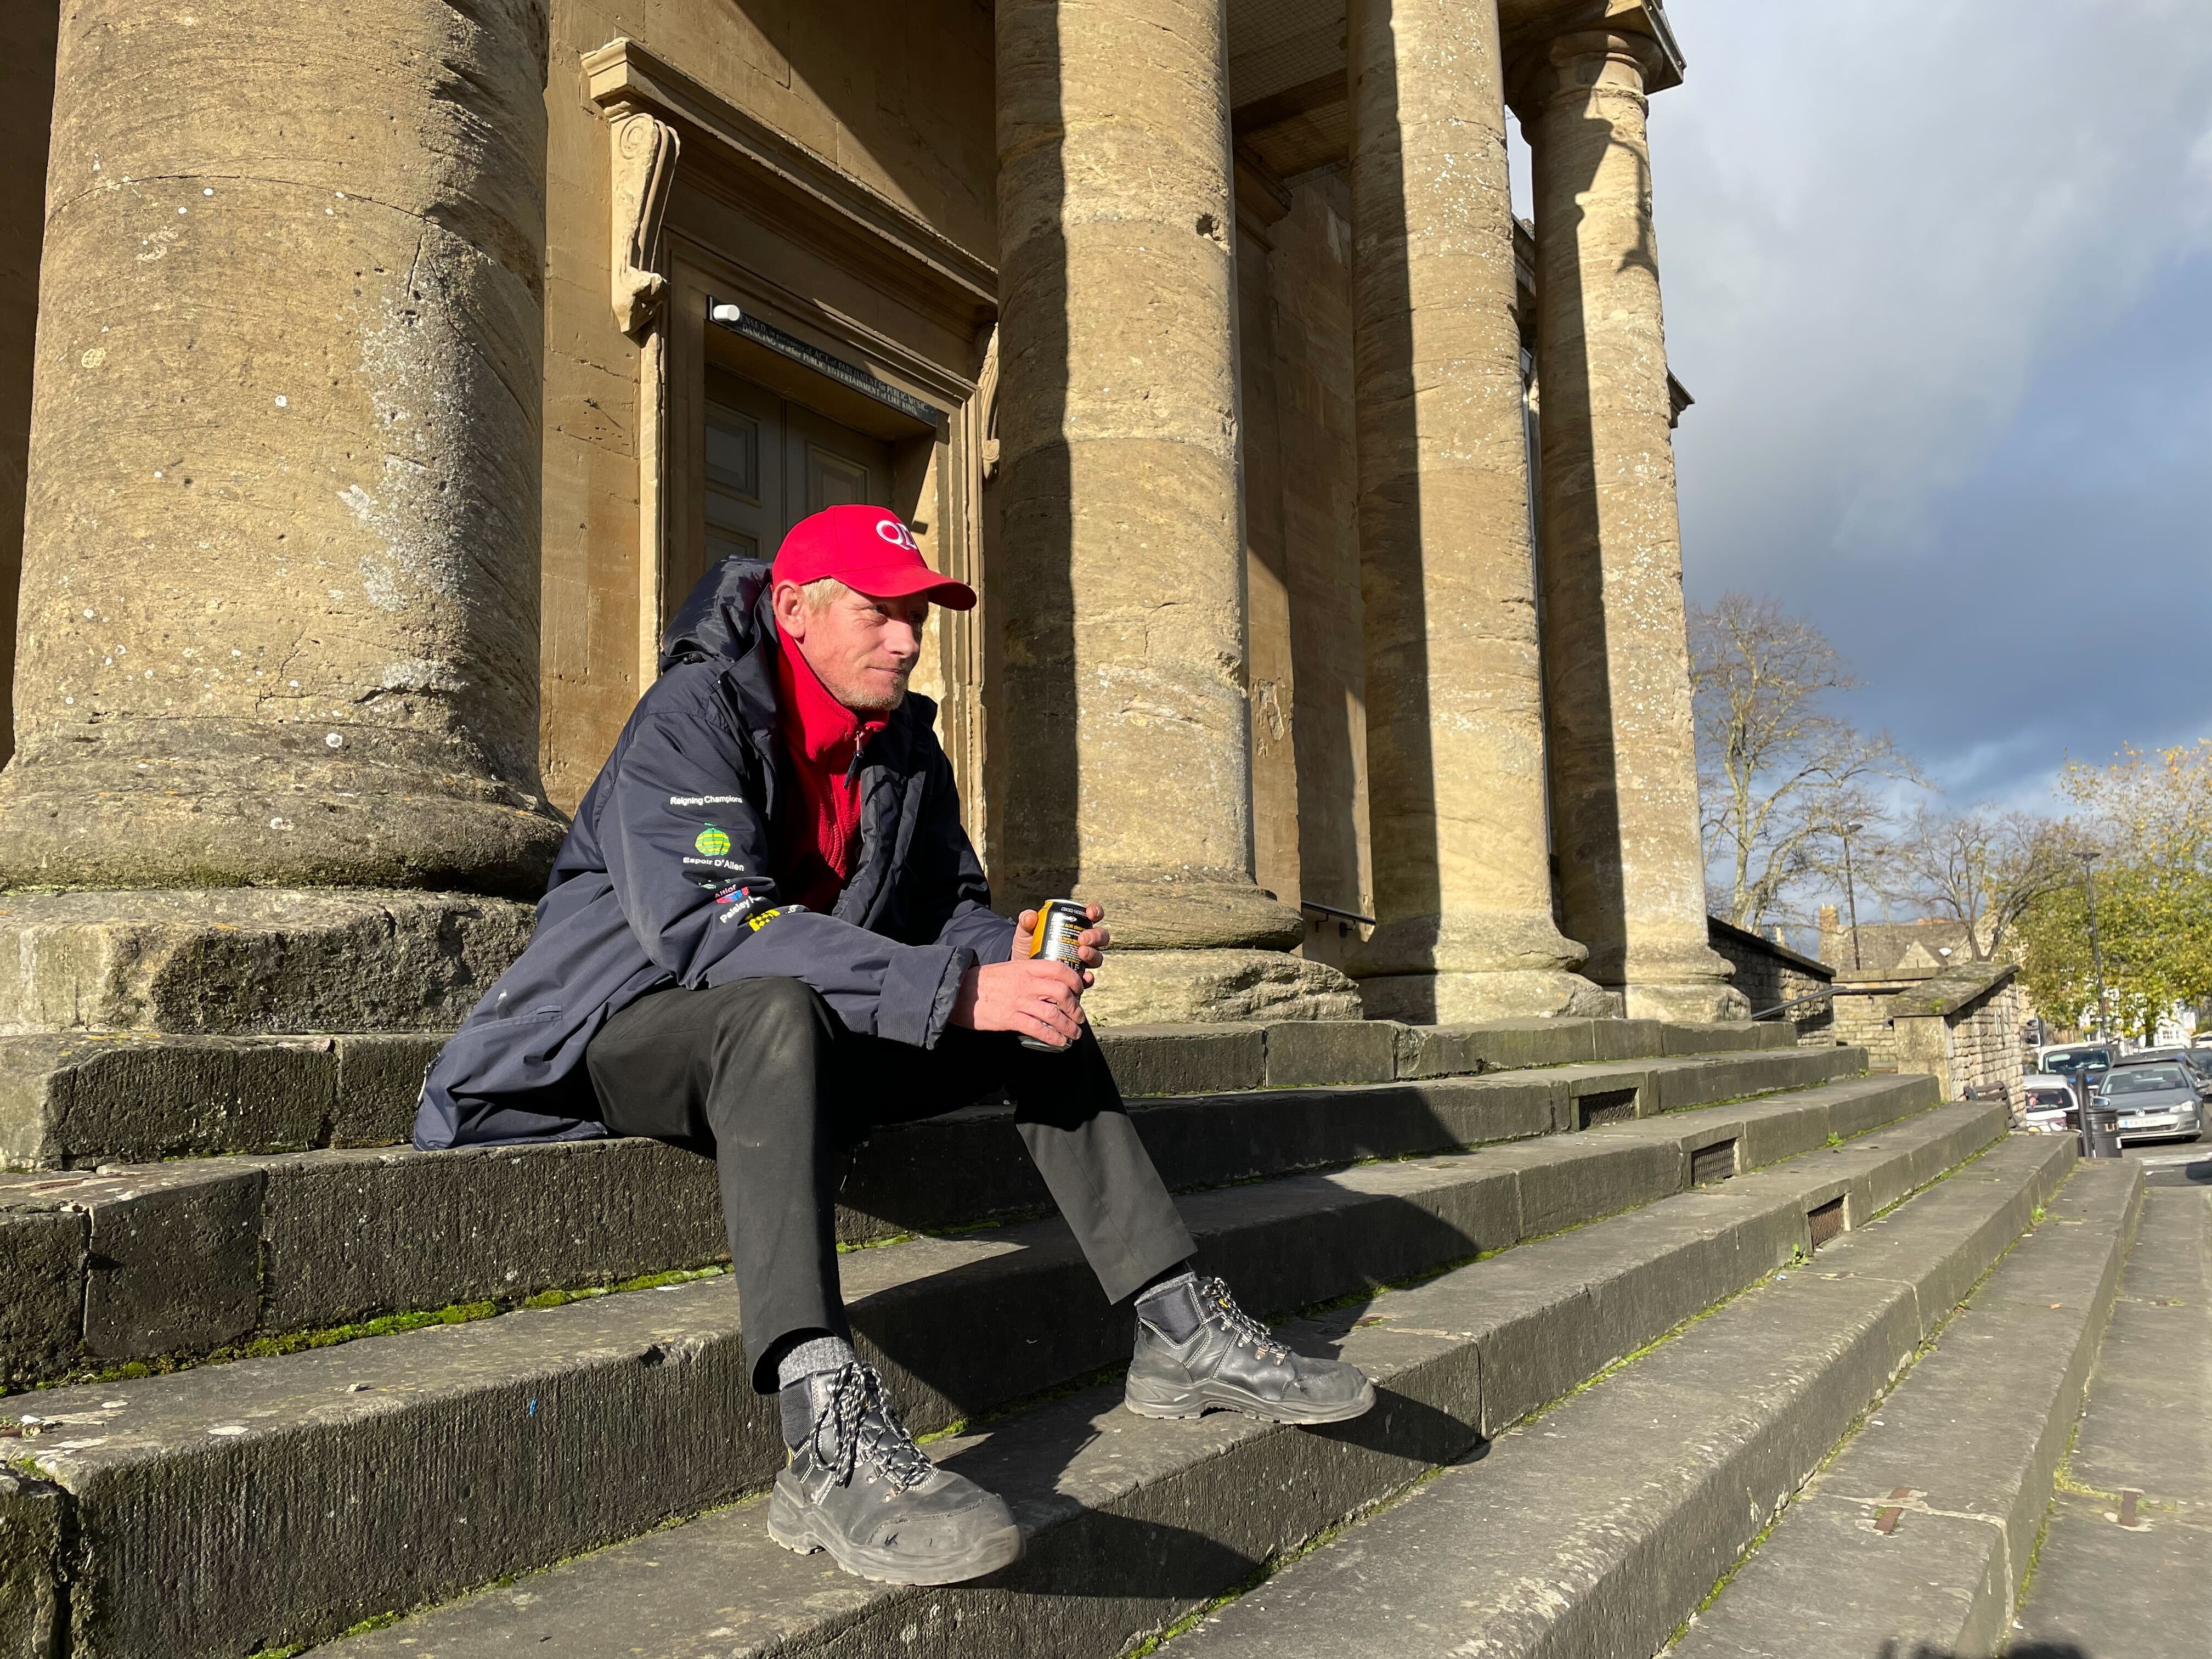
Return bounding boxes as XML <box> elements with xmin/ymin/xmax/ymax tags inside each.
<box><xmin>1817</xmin><ymin>909</ymin><xmax>1996</xmax><ymax>979</ymax></box>
<box><xmin>0</xmin><ymin>0</ymin><xmax>1743</xmax><ymax>1029</ymax></box>
<box><xmin>1814</xmin><ymin>907</ymin><xmax>2044</xmax><ymax>1076</ymax></box>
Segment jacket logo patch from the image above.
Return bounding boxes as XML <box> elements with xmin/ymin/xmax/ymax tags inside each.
<box><xmin>746</xmin><ymin>905</ymin><xmax>801</xmax><ymax>933</ymax></box>
<box><xmin>694</xmin><ymin>825</ymin><xmax>732</xmax><ymax>856</ymax></box>
<box><xmin>669</xmin><ymin>794</ymin><xmax>744</xmax><ymax>807</ymax></box>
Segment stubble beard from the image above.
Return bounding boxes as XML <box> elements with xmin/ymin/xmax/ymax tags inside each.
<box><xmin>843</xmin><ymin>668</ymin><xmax>910</xmax><ymax>713</ymax></box>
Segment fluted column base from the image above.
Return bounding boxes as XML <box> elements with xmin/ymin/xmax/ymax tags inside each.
<box><xmin>0</xmin><ymin>720</ymin><xmax>564</xmax><ymax>898</ymax></box>
<box><xmin>1358</xmin><ymin>969</ymin><xmax>1619</xmax><ymax>1025</ymax></box>
<box><xmin>1621</xmin><ymin>978</ymin><xmax>1752</xmax><ymax>1024</ymax></box>
<box><xmin>1350</xmin><ymin>910</ymin><xmax>1612</xmax><ymax>1022</ymax></box>
<box><xmin>1086</xmin><ymin>949</ymin><xmax>1363</xmax><ymax>1026</ymax></box>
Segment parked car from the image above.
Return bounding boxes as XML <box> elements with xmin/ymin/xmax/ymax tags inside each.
<box><xmin>2018</xmin><ymin>1073</ymin><xmax>2080</xmax><ymax>1134</ymax></box>
<box><xmin>2095</xmin><ymin>1062</ymin><xmax>2206</xmax><ymax>1145</ymax></box>
<box><xmin>2037</xmin><ymin>1043</ymin><xmax>2114</xmax><ymax>1099</ymax></box>
<box><xmin>2114</xmin><ymin>1046</ymin><xmax>2212</xmax><ymax>1091</ymax></box>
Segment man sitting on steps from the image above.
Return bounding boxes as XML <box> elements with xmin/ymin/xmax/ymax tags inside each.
<box><xmin>415</xmin><ymin>504</ymin><xmax>1373</xmax><ymax>1587</ymax></box>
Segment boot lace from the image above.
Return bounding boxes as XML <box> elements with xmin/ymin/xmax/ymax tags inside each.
<box><xmin>810</xmin><ymin>1361</ymin><xmax>934</xmax><ymax>1494</ymax></box>
<box><xmin>1199</xmin><ymin>1276</ymin><xmax>1289</xmax><ymax>1362</ymax></box>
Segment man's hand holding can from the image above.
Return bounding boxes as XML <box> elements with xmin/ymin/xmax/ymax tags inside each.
<box><xmin>947</xmin><ymin>901</ymin><xmax>1109</xmax><ymax>1050</ymax></box>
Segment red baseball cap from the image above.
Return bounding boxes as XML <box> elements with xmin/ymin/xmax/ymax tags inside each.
<box><xmin>771</xmin><ymin>505</ymin><xmax>976</xmax><ymax>611</ymax></box>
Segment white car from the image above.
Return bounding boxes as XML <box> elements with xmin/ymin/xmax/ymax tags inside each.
<box><xmin>2018</xmin><ymin>1073</ymin><xmax>2079</xmax><ymax>1134</ymax></box>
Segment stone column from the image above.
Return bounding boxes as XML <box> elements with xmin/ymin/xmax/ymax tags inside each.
<box><xmin>1513</xmin><ymin>29</ymin><xmax>1743</xmax><ymax>1020</ymax></box>
<box><xmin>1345</xmin><ymin>0</ymin><xmax>1607</xmax><ymax>1023</ymax></box>
<box><xmin>0</xmin><ymin>0</ymin><xmax>563</xmax><ymax>898</ymax></box>
<box><xmin>0</xmin><ymin>0</ymin><xmax>58</xmax><ymax>774</ymax></box>
<box><xmin>995</xmin><ymin>0</ymin><xmax>1358</xmax><ymax>1023</ymax></box>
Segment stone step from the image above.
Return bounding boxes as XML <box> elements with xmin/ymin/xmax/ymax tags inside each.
<box><xmin>1665</xmin><ymin>1156</ymin><xmax>2142</xmax><ymax>1659</ymax></box>
<box><xmin>308</xmin><ymin>1116</ymin><xmax>2059</xmax><ymax>1659</ymax></box>
<box><xmin>2012</xmin><ymin>1183</ymin><xmax>2212</xmax><ymax>1653</ymax></box>
<box><xmin>0</xmin><ymin>1045</ymin><xmax>1876</xmax><ymax>1386</ymax></box>
<box><xmin>1156</xmin><ymin>1135</ymin><xmax>2094</xmax><ymax>1659</ymax></box>
<box><xmin>0</xmin><ymin>1016</ymin><xmax>1798</xmax><ymax>1170</ymax></box>
<box><xmin>0</xmin><ymin>1087</ymin><xmax>1989</xmax><ymax>1659</ymax></box>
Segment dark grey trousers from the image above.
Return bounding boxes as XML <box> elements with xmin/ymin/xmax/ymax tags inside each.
<box><xmin>585</xmin><ymin>975</ymin><xmax>1195</xmax><ymax>1390</ymax></box>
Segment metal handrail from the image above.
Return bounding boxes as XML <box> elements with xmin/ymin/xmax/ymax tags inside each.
<box><xmin>1748</xmin><ymin>985</ymin><xmax>1899</xmax><ymax>1021</ymax></box>
<box><xmin>1300</xmin><ymin>900</ymin><xmax>1378</xmax><ymax>927</ymax></box>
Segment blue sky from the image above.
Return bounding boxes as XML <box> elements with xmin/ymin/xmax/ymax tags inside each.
<box><xmin>1547</xmin><ymin>0</ymin><xmax>2212</xmax><ymax>816</ymax></box>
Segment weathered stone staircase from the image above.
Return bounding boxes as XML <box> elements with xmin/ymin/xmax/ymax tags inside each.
<box><xmin>0</xmin><ymin>1015</ymin><xmax>2094</xmax><ymax>1659</ymax></box>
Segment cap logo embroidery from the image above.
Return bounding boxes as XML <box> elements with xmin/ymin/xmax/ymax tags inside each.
<box><xmin>874</xmin><ymin>517</ymin><xmax>918</xmax><ymax>551</ymax></box>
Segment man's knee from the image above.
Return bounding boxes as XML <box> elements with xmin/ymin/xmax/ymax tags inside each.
<box><xmin>702</xmin><ymin>976</ymin><xmax>838</xmax><ymax>1072</ymax></box>
<box><xmin>725</xmin><ymin>974</ymin><xmax>828</xmax><ymax>1020</ymax></box>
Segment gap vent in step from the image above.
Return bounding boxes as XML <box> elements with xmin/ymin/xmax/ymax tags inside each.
<box><xmin>1690</xmin><ymin>1139</ymin><xmax>1737</xmax><ymax>1185</ymax></box>
<box><xmin>1576</xmin><ymin>1088</ymin><xmax>1638</xmax><ymax>1129</ymax></box>
<box><xmin>1807</xmin><ymin>1196</ymin><xmax>1846</xmax><ymax>1249</ymax></box>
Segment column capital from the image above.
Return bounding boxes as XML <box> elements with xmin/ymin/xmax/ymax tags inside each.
<box><xmin>1507</xmin><ymin>27</ymin><xmax>1670</xmax><ymax>123</ymax></box>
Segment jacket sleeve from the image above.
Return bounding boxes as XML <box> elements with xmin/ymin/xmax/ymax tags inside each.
<box><xmin>910</xmin><ymin>746</ymin><xmax>1020</xmax><ymax>964</ymax></box>
<box><xmin>599</xmin><ymin>676</ymin><xmax>975</xmax><ymax>1047</ymax></box>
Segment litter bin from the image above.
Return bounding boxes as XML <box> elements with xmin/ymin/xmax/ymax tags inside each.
<box><xmin>2083</xmin><ymin>1105</ymin><xmax>2122</xmax><ymax>1160</ymax></box>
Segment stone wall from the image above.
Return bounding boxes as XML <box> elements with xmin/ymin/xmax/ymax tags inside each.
<box><xmin>1947</xmin><ymin>974</ymin><xmax>2024</xmax><ymax>1098</ymax></box>
<box><xmin>1833</xmin><ymin>986</ymin><xmax>1899</xmax><ymax>1069</ymax></box>
<box><xmin>1707</xmin><ymin>917</ymin><xmax>1834</xmax><ymax>1047</ymax></box>
<box><xmin>1893</xmin><ymin>963</ymin><xmax>2025</xmax><ymax>1104</ymax></box>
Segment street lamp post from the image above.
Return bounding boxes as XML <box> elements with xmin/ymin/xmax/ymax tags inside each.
<box><xmin>2080</xmin><ymin>851</ymin><xmax>2109</xmax><ymax>1043</ymax></box>
<box><xmin>1841</xmin><ymin>821</ymin><xmax>1866</xmax><ymax>972</ymax></box>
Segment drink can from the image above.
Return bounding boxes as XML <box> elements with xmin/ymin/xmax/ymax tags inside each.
<box><xmin>1020</xmin><ymin>899</ymin><xmax>1088</xmax><ymax>1052</ymax></box>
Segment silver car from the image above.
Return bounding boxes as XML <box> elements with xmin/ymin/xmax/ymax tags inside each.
<box><xmin>2096</xmin><ymin>1063</ymin><xmax>2207</xmax><ymax>1145</ymax></box>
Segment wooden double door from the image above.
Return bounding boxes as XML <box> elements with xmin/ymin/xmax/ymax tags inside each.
<box><xmin>702</xmin><ymin>367</ymin><xmax>892</xmax><ymax>567</ymax></box>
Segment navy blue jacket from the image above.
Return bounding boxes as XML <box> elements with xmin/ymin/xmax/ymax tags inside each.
<box><xmin>412</xmin><ymin>556</ymin><xmax>1018</xmax><ymax>1149</ymax></box>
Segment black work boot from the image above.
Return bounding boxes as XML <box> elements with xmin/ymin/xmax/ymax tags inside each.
<box><xmin>767</xmin><ymin>1360</ymin><xmax>1023</xmax><ymax>1585</ymax></box>
<box><xmin>1126</xmin><ymin>1274</ymin><xmax>1376</xmax><ymax>1424</ymax></box>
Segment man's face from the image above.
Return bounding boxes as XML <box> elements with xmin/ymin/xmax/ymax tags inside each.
<box><xmin>776</xmin><ymin>581</ymin><xmax>929</xmax><ymax>712</ymax></box>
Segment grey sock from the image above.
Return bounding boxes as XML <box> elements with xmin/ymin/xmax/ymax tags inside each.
<box><xmin>777</xmin><ymin>1333</ymin><xmax>856</xmax><ymax>1391</ymax></box>
<box><xmin>776</xmin><ymin>1334</ymin><xmax>857</xmax><ymax>1450</ymax></box>
<box><xmin>1136</xmin><ymin>1269</ymin><xmax>1202</xmax><ymax>1344</ymax></box>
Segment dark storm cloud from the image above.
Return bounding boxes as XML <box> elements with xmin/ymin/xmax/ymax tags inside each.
<box><xmin>1644</xmin><ymin>0</ymin><xmax>2212</xmax><ymax>812</ymax></box>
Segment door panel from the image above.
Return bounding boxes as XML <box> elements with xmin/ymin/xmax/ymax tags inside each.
<box><xmin>701</xmin><ymin>372</ymin><xmax>890</xmax><ymax>573</ymax></box>
<box><xmin>703</xmin><ymin>373</ymin><xmax>782</xmax><ymax>565</ymax></box>
<box><xmin>787</xmin><ymin>403</ymin><xmax>888</xmax><ymax>517</ymax></box>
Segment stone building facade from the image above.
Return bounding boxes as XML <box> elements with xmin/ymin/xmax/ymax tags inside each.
<box><xmin>0</xmin><ymin>0</ymin><xmax>1741</xmax><ymax>1029</ymax></box>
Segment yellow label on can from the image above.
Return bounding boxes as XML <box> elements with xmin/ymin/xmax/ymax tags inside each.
<box><xmin>1027</xmin><ymin>899</ymin><xmax>1086</xmax><ymax>964</ymax></box>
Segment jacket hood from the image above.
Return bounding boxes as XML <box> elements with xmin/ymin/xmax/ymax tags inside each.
<box><xmin>659</xmin><ymin>556</ymin><xmax>775</xmax><ymax>672</ymax></box>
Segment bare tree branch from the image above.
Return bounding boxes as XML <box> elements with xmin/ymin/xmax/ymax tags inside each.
<box><xmin>1690</xmin><ymin>592</ymin><xmax>1927</xmax><ymax>932</ymax></box>
<box><xmin>1883</xmin><ymin>804</ymin><xmax>2090</xmax><ymax>960</ymax></box>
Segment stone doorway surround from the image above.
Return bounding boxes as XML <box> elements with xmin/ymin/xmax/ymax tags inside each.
<box><xmin>584</xmin><ymin>35</ymin><xmax>996</xmax><ymax>858</ymax></box>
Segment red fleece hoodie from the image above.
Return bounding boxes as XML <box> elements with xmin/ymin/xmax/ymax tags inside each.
<box><xmin>772</xmin><ymin>635</ymin><xmax>889</xmax><ymax>914</ymax></box>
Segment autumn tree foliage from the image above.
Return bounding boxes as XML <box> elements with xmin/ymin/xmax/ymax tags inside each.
<box><xmin>2016</xmin><ymin>741</ymin><xmax>2212</xmax><ymax>1038</ymax></box>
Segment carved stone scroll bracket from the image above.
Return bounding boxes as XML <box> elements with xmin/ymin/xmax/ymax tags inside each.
<box><xmin>599</xmin><ymin>101</ymin><xmax>680</xmax><ymax>688</ymax></box>
<box><xmin>609</xmin><ymin>110</ymin><xmax>679</xmax><ymax>336</ymax></box>
<box><xmin>975</xmin><ymin>322</ymin><xmax>1001</xmax><ymax>481</ymax></box>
